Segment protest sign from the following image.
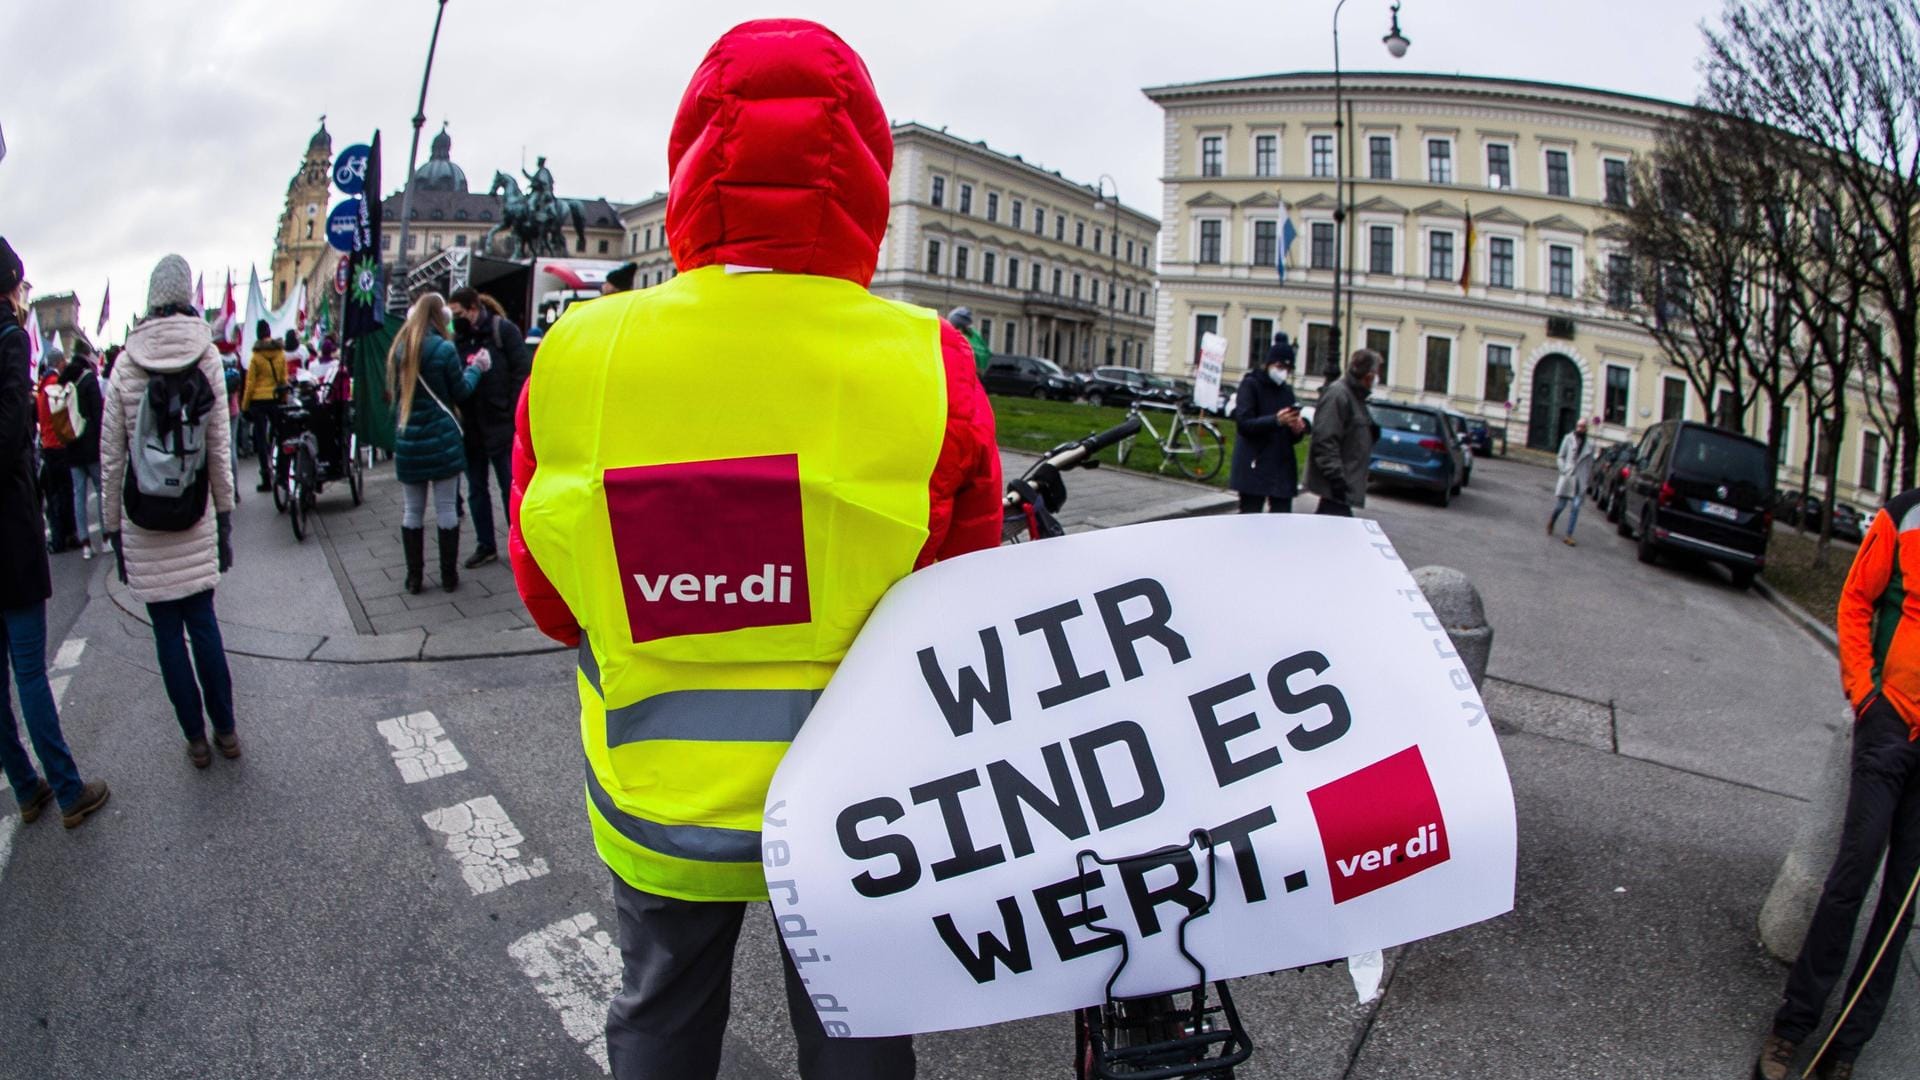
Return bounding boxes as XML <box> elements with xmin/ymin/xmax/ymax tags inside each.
<box><xmin>1193</xmin><ymin>331</ymin><xmax>1226</xmax><ymax>411</ymax></box>
<box><xmin>762</xmin><ymin>515</ymin><xmax>1516</xmax><ymax>1037</ymax></box>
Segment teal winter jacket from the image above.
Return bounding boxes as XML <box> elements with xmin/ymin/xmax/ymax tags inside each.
<box><xmin>394</xmin><ymin>334</ymin><xmax>481</xmax><ymax>484</ymax></box>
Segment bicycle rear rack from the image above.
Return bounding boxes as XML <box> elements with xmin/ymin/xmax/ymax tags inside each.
<box><xmin>1071</xmin><ymin>830</ymin><xmax>1255</xmax><ymax>1080</ymax></box>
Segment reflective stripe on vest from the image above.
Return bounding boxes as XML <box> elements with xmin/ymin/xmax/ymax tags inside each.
<box><xmin>523</xmin><ymin>266</ymin><xmax>948</xmax><ymax>902</ymax></box>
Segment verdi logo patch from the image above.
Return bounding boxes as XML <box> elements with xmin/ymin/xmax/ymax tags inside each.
<box><xmin>1306</xmin><ymin>745</ymin><xmax>1451</xmax><ymax>904</ymax></box>
<box><xmin>605</xmin><ymin>454</ymin><xmax>811</xmax><ymax>643</ymax></box>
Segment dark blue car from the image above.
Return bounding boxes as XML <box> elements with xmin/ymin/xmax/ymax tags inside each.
<box><xmin>1369</xmin><ymin>402</ymin><xmax>1463</xmax><ymax>507</ymax></box>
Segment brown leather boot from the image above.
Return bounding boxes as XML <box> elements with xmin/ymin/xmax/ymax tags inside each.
<box><xmin>187</xmin><ymin>739</ymin><xmax>212</xmax><ymax>769</ymax></box>
<box><xmin>1753</xmin><ymin>1032</ymin><xmax>1797</xmax><ymax>1080</ymax></box>
<box><xmin>213</xmin><ymin>731</ymin><xmax>241</xmax><ymax>759</ymax></box>
<box><xmin>1817</xmin><ymin>1056</ymin><xmax>1855</xmax><ymax>1080</ymax></box>
<box><xmin>18</xmin><ymin>781</ymin><xmax>53</xmax><ymax>823</ymax></box>
<box><xmin>60</xmin><ymin>781</ymin><xmax>111</xmax><ymax>829</ymax></box>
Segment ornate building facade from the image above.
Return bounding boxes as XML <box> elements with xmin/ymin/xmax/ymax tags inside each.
<box><xmin>269</xmin><ymin>119</ymin><xmax>343</xmax><ymax>311</ymax></box>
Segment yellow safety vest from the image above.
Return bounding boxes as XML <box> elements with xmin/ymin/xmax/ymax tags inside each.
<box><xmin>519</xmin><ymin>265</ymin><xmax>949</xmax><ymax>901</ymax></box>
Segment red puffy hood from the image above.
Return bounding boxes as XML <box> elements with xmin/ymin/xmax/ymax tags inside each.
<box><xmin>666</xmin><ymin>20</ymin><xmax>892</xmax><ymax>286</ymax></box>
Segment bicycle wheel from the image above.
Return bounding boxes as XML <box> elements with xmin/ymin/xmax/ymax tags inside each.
<box><xmin>271</xmin><ymin>446</ymin><xmax>290</xmax><ymax>513</ymax></box>
<box><xmin>298</xmin><ymin>444</ymin><xmax>319</xmax><ymax>512</ymax></box>
<box><xmin>287</xmin><ymin>453</ymin><xmax>308</xmax><ymax>542</ymax></box>
<box><xmin>1169</xmin><ymin>421</ymin><xmax>1226</xmax><ymax>482</ymax></box>
<box><xmin>1116</xmin><ymin>412</ymin><xmax>1144</xmax><ymax>467</ymax></box>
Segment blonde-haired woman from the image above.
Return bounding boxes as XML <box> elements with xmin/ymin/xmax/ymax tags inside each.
<box><xmin>388</xmin><ymin>293</ymin><xmax>485</xmax><ymax>593</ymax></box>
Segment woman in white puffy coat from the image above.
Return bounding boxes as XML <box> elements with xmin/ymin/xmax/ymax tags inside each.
<box><xmin>99</xmin><ymin>255</ymin><xmax>240</xmax><ymax>768</ymax></box>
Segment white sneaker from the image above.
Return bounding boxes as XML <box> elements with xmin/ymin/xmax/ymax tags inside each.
<box><xmin>80</xmin><ymin>542</ymin><xmax>93</xmax><ymax>560</ymax></box>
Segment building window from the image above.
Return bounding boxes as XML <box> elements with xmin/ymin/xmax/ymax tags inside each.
<box><xmin>454</xmin><ymin>234</ymin><xmax>467</xmax><ymax>248</ymax></box>
<box><xmin>1201</xmin><ymin>135</ymin><xmax>1223</xmax><ymax>177</ymax></box>
<box><xmin>597</xmin><ymin>238</ymin><xmax>609</xmax><ymax>254</ymax></box>
<box><xmin>1604</xmin><ymin>158</ymin><xmax>1629</xmax><ymax>206</ymax></box>
<box><xmin>1862</xmin><ymin>431</ymin><xmax>1883</xmax><ymax>492</ymax></box>
<box><xmin>1199</xmin><ymin>219</ymin><xmax>1223</xmax><ymax>264</ymax></box>
<box><xmin>1072</xmin><ymin>273</ymin><xmax>1082</xmax><ymax>300</ymax></box>
<box><xmin>1607</xmin><ymin>254</ymin><xmax>1634</xmax><ymax>307</ymax></box>
<box><xmin>1486</xmin><ymin>143</ymin><xmax>1512</xmax><ymax>189</ymax></box>
<box><xmin>1007</xmin><ymin>257</ymin><xmax>1021</xmax><ymax>288</ymax></box>
<box><xmin>958</xmin><ymin>183</ymin><xmax>973</xmax><ymax>215</ymax></box>
<box><xmin>1125</xmin><ymin>239</ymin><xmax>1134</xmax><ymax>263</ymax></box>
<box><xmin>1662</xmin><ymin>376</ymin><xmax>1687</xmax><ymax>421</ymax></box>
<box><xmin>1424</xmin><ymin>337</ymin><xmax>1452</xmax><ymax>394</ymax></box>
<box><xmin>1307</xmin><ymin>323</ymin><xmax>1334</xmax><ymax>377</ymax></box>
<box><xmin>1311</xmin><ymin>134</ymin><xmax>1334</xmax><ymax>178</ymax></box>
<box><xmin>1123</xmin><ymin>286</ymin><xmax>1132</xmax><ymax>311</ymax></box>
<box><xmin>1193</xmin><ymin>314</ymin><xmax>1219</xmax><ymax>365</ymax></box>
<box><xmin>406</xmin><ymin>234</ymin><xmax>418</xmax><ymax>251</ymax></box>
<box><xmin>1075</xmin><ymin>221</ymin><xmax>1085</xmax><ymax>247</ymax></box>
<box><xmin>1034</xmin><ymin>208</ymin><xmax>1046</xmax><ymax>235</ymax></box>
<box><xmin>1488</xmin><ymin>236</ymin><xmax>1514</xmax><ymax>288</ymax></box>
<box><xmin>925</xmin><ymin>239</ymin><xmax>942</xmax><ymax>274</ymax></box>
<box><xmin>382</xmin><ymin>234</ymin><xmax>393</xmax><ymax>252</ymax></box>
<box><xmin>1428</xmin><ymin>231</ymin><xmax>1455</xmax><ymax>280</ymax></box>
<box><xmin>1055</xmin><ymin>216</ymin><xmax>1065</xmax><ymax>242</ymax></box>
<box><xmin>1094</xmin><ymin>227</ymin><xmax>1103</xmax><ymax>253</ymax></box>
<box><xmin>1366</xmin><ymin>329</ymin><xmax>1394</xmax><ymax>384</ymax></box>
<box><xmin>1248</xmin><ymin>317</ymin><xmax>1274</xmax><ymax>367</ymax></box>
<box><xmin>1546</xmin><ymin>149</ymin><xmax>1571</xmax><ymax>197</ymax></box>
<box><xmin>1012</xmin><ymin>199</ymin><xmax>1024</xmax><ymax>229</ymax></box>
<box><xmin>1549</xmin><ymin>244</ymin><xmax>1575</xmax><ymax>297</ymax></box>
<box><xmin>931</xmin><ymin>175</ymin><xmax>945</xmax><ymax>208</ymax></box>
<box><xmin>1715</xmin><ymin>388</ymin><xmax>1741</xmax><ymax>430</ymax></box>
<box><xmin>1369</xmin><ymin>136</ymin><xmax>1393</xmax><ymax>179</ymax></box>
<box><xmin>979</xmin><ymin>317</ymin><xmax>993</xmax><ymax>346</ymax></box>
<box><xmin>1255</xmin><ymin>134</ymin><xmax>1277</xmax><ymax>177</ymax></box>
<box><xmin>1004</xmin><ymin>321</ymin><xmax>1018</xmax><ymax>353</ymax></box>
<box><xmin>1052</xmin><ymin>268</ymin><xmax>1063</xmax><ymax>295</ymax></box>
<box><xmin>1369</xmin><ymin>226</ymin><xmax>1394</xmax><ymax>275</ymax></box>
<box><xmin>986</xmin><ymin>192</ymin><xmax>999</xmax><ymax>222</ymax></box>
<box><xmin>1030</xmin><ymin>263</ymin><xmax>1042</xmax><ymax>291</ymax></box>
<box><xmin>1254</xmin><ymin>220</ymin><xmax>1279</xmax><ymax>268</ymax></box>
<box><xmin>1485</xmin><ymin>344</ymin><xmax>1514</xmax><ymax>403</ymax></box>
<box><xmin>1309</xmin><ymin>222</ymin><xmax>1335</xmax><ymax>269</ymax></box>
<box><xmin>1427</xmin><ymin>139</ymin><xmax>1453</xmax><ymax>184</ymax></box>
<box><xmin>983</xmin><ymin>251</ymin><xmax>996</xmax><ymax>283</ymax></box>
<box><xmin>954</xmin><ymin>246</ymin><xmax>970</xmax><ymax>280</ymax></box>
<box><xmin>644</xmin><ymin>226</ymin><xmax>653</xmax><ymax>249</ymax></box>
<box><xmin>1604</xmin><ymin>365</ymin><xmax>1631</xmax><ymax>424</ymax></box>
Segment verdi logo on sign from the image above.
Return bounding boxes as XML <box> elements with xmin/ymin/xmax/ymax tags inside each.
<box><xmin>762</xmin><ymin>515</ymin><xmax>1516</xmax><ymax>1038</ymax></box>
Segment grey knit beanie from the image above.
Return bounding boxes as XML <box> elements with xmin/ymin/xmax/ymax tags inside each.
<box><xmin>147</xmin><ymin>253</ymin><xmax>194</xmax><ymax>313</ymax></box>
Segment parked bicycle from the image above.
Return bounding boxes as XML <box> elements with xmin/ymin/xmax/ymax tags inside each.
<box><xmin>270</xmin><ymin>370</ymin><xmax>366</xmax><ymax>541</ymax></box>
<box><xmin>1116</xmin><ymin>399</ymin><xmax>1226</xmax><ymax>483</ymax></box>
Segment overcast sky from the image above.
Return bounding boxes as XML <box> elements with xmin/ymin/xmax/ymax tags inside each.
<box><xmin>0</xmin><ymin>0</ymin><xmax>1725</xmax><ymax>340</ymax></box>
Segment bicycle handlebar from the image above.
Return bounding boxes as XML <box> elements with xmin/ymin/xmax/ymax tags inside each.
<box><xmin>1054</xmin><ymin>416</ymin><xmax>1143</xmax><ymax>469</ymax></box>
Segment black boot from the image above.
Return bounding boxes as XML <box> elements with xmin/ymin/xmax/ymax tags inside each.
<box><xmin>402</xmin><ymin>527</ymin><xmax>425</xmax><ymax>594</ymax></box>
<box><xmin>438</xmin><ymin>527</ymin><xmax>461</xmax><ymax>592</ymax></box>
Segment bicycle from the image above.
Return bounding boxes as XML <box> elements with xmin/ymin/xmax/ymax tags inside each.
<box><xmin>1003</xmin><ymin>423</ymin><xmax>1255</xmax><ymax>1079</ymax></box>
<box><xmin>1116</xmin><ymin>400</ymin><xmax>1226</xmax><ymax>483</ymax></box>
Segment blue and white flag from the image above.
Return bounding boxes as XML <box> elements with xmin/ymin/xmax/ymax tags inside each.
<box><xmin>1277</xmin><ymin>200</ymin><xmax>1299</xmax><ymax>282</ymax></box>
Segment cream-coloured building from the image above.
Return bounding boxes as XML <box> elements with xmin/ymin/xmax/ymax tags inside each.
<box><xmin>874</xmin><ymin>123</ymin><xmax>1158</xmax><ymax>370</ymax></box>
<box><xmin>617</xmin><ymin>193</ymin><xmax>677</xmax><ymax>288</ymax></box>
<box><xmin>1145</xmin><ymin>71</ymin><xmax>1894</xmax><ymax>504</ymax></box>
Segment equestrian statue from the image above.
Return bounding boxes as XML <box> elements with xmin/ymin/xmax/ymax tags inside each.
<box><xmin>485</xmin><ymin>158</ymin><xmax>588</xmax><ymax>259</ymax></box>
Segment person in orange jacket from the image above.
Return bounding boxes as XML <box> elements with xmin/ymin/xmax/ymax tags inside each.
<box><xmin>1756</xmin><ymin>493</ymin><xmax>1920</xmax><ymax>1080</ymax></box>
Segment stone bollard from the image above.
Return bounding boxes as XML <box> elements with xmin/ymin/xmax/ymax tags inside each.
<box><xmin>1413</xmin><ymin>565</ymin><xmax>1492</xmax><ymax>690</ymax></box>
<box><xmin>1759</xmin><ymin>719</ymin><xmax>1853</xmax><ymax>961</ymax></box>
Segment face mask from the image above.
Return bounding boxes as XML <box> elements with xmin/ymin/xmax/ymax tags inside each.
<box><xmin>1268</xmin><ymin>367</ymin><xmax>1291</xmax><ymax>386</ymax></box>
<box><xmin>453</xmin><ymin>316</ymin><xmax>473</xmax><ymax>334</ymax></box>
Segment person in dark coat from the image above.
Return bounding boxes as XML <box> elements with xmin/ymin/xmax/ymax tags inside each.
<box><xmin>60</xmin><ymin>342</ymin><xmax>105</xmax><ymax>559</ymax></box>
<box><xmin>0</xmin><ymin>236</ymin><xmax>110</xmax><ymax>828</ymax></box>
<box><xmin>1306</xmin><ymin>349</ymin><xmax>1382</xmax><ymax>517</ymax></box>
<box><xmin>448</xmin><ymin>287</ymin><xmax>529</xmax><ymax>568</ymax></box>
<box><xmin>1229</xmin><ymin>333</ymin><xmax>1309</xmax><ymax>513</ymax></box>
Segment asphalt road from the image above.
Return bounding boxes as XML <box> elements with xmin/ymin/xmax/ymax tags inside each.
<box><xmin>0</xmin><ymin>456</ymin><xmax>1911</xmax><ymax>1079</ymax></box>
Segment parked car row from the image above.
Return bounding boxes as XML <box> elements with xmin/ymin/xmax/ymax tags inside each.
<box><xmin>1599</xmin><ymin>420</ymin><xmax>1775</xmax><ymax>589</ymax></box>
<box><xmin>1368</xmin><ymin>401</ymin><xmax>1472</xmax><ymax>507</ymax></box>
<box><xmin>1770</xmin><ymin>488</ymin><xmax>1866</xmax><ymax>542</ymax></box>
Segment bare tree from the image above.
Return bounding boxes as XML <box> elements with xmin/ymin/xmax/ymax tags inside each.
<box><xmin>1704</xmin><ymin>0</ymin><xmax>1920</xmax><ymax>488</ymax></box>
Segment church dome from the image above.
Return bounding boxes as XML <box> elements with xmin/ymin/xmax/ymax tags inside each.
<box><xmin>307</xmin><ymin>117</ymin><xmax>331</xmax><ymax>156</ymax></box>
<box><xmin>414</xmin><ymin>123</ymin><xmax>468</xmax><ymax>193</ymax></box>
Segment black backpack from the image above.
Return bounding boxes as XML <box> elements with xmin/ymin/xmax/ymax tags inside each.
<box><xmin>124</xmin><ymin>368</ymin><xmax>217</xmax><ymax>531</ymax></box>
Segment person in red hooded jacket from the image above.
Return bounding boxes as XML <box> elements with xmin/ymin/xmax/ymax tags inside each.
<box><xmin>510</xmin><ymin>20</ymin><xmax>1000</xmax><ymax>1080</ymax></box>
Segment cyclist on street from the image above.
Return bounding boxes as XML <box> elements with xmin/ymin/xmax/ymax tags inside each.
<box><xmin>509</xmin><ymin>20</ymin><xmax>1002</xmax><ymax>1080</ymax></box>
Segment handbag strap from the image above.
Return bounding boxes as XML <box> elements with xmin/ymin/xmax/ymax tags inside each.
<box><xmin>416</xmin><ymin>370</ymin><xmax>463</xmax><ymax>438</ymax></box>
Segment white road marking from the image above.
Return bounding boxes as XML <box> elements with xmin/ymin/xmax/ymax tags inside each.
<box><xmin>49</xmin><ymin>675</ymin><xmax>71</xmax><ymax>711</ymax></box>
<box><xmin>374</xmin><ymin>711</ymin><xmax>468</xmax><ymax>783</ymax></box>
<box><xmin>508</xmin><ymin>913</ymin><xmax>622</xmax><ymax>1075</ymax></box>
<box><xmin>421</xmin><ymin>796</ymin><xmax>550</xmax><ymax>895</ymax></box>
<box><xmin>52</xmin><ymin>638</ymin><xmax>86</xmax><ymax>671</ymax></box>
<box><xmin>0</xmin><ymin>814</ymin><xmax>16</xmax><ymax>885</ymax></box>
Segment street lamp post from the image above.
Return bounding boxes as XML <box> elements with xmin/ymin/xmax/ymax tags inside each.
<box><xmin>393</xmin><ymin>0</ymin><xmax>451</xmax><ymax>304</ymax></box>
<box><xmin>1328</xmin><ymin>0</ymin><xmax>1410</xmax><ymax>381</ymax></box>
<box><xmin>1094</xmin><ymin>174</ymin><xmax>1122</xmax><ymax>367</ymax></box>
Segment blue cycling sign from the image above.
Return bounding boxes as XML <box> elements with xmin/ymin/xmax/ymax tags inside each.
<box><xmin>333</xmin><ymin>144</ymin><xmax>372</xmax><ymax>196</ymax></box>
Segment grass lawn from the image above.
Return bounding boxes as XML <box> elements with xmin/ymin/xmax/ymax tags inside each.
<box><xmin>990</xmin><ymin>394</ymin><xmax>1299</xmax><ymax>489</ymax></box>
<box><xmin>1763</xmin><ymin>527</ymin><xmax>1854</xmax><ymax>629</ymax></box>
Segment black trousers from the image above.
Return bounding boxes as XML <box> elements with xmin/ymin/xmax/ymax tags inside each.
<box><xmin>1237</xmin><ymin>493</ymin><xmax>1292</xmax><ymax>514</ymax></box>
<box><xmin>1314</xmin><ymin>496</ymin><xmax>1354</xmax><ymax>517</ymax></box>
<box><xmin>249</xmin><ymin>406</ymin><xmax>275</xmax><ymax>488</ymax></box>
<box><xmin>1774</xmin><ymin>697</ymin><xmax>1920</xmax><ymax>1060</ymax></box>
<box><xmin>606</xmin><ymin>875</ymin><xmax>915</xmax><ymax>1080</ymax></box>
<box><xmin>38</xmin><ymin>446</ymin><xmax>75</xmax><ymax>547</ymax></box>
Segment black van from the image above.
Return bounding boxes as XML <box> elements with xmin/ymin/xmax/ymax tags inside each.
<box><xmin>1615</xmin><ymin>420</ymin><xmax>1775</xmax><ymax>588</ymax></box>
